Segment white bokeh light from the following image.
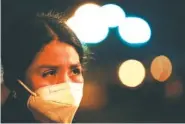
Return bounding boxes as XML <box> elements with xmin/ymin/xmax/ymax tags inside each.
<box><xmin>66</xmin><ymin>3</ymin><xmax>109</xmax><ymax>44</ymax></box>
<box><xmin>100</xmin><ymin>4</ymin><xmax>126</xmax><ymax>28</ymax></box>
<box><xmin>118</xmin><ymin>17</ymin><xmax>151</xmax><ymax>44</ymax></box>
<box><xmin>74</xmin><ymin>3</ymin><xmax>101</xmax><ymax>17</ymax></box>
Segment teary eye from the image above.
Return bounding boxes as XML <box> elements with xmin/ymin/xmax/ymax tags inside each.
<box><xmin>71</xmin><ymin>67</ymin><xmax>82</xmax><ymax>75</ymax></box>
<box><xmin>42</xmin><ymin>69</ymin><xmax>57</xmax><ymax>77</ymax></box>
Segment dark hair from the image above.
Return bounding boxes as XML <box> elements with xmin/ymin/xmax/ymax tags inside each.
<box><xmin>2</xmin><ymin>12</ymin><xmax>89</xmax><ymax>91</ymax></box>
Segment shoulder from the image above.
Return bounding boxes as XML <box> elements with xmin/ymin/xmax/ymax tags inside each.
<box><xmin>1</xmin><ymin>95</ymin><xmax>36</xmax><ymax>123</ymax></box>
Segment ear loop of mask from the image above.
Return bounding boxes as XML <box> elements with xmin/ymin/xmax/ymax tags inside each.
<box><xmin>17</xmin><ymin>79</ymin><xmax>37</xmax><ymax>96</ymax></box>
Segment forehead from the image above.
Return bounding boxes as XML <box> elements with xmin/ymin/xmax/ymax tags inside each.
<box><xmin>32</xmin><ymin>40</ymin><xmax>80</xmax><ymax>66</ymax></box>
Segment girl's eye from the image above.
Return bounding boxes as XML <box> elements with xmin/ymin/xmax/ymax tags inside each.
<box><xmin>42</xmin><ymin>70</ymin><xmax>57</xmax><ymax>77</ymax></box>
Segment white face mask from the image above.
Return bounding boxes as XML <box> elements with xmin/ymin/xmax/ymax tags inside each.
<box><xmin>17</xmin><ymin>80</ymin><xmax>84</xmax><ymax>123</ymax></box>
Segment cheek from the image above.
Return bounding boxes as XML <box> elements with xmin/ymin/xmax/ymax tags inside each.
<box><xmin>26</xmin><ymin>74</ymin><xmax>50</xmax><ymax>91</ymax></box>
<box><xmin>71</xmin><ymin>75</ymin><xmax>84</xmax><ymax>84</ymax></box>
<box><xmin>70</xmin><ymin>75</ymin><xmax>84</xmax><ymax>83</ymax></box>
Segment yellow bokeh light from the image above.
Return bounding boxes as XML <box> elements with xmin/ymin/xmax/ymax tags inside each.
<box><xmin>118</xmin><ymin>59</ymin><xmax>146</xmax><ymax>88</ymax></box>
<box><xmin>150</xmin><ymin>55</ymin><xmax>172</xmax><ymax>82</ymax></box>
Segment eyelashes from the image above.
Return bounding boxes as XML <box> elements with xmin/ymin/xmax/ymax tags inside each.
<box><xmin>71</xmin><ymin>67</ymin><xmax>82</xmax><ymax>76</ymax></box>
<box><xmin>42</xmin><ymin>69</ymin><xmax>57</xmax><ymax>77</ymax></box>
<box><xmin>42</xmin><ymin>67</ymin><xmax>83</xmax><ymax>78</ymax></box>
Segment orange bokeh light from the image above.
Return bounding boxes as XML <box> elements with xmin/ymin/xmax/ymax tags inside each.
<box><xmin>80</xmin><ymin>83</ymin><xmax>107</xmax><ymax>110</ymax></box>
<box><xmin>150</xmin><ymin>55</ymin><xmax>172</xmax><ymax>82</ymax></box>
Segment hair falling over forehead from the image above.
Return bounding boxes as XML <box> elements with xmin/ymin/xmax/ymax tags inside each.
<box><xmin>2</xmin><ymin>11</ymin><xmax>91</xmax><ymax>91</ymax></box>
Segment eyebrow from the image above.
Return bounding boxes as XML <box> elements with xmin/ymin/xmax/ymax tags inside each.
<box><xmin>70</xmin><ymin>63</ymin><xmax>82</xmax><ymax>69</ymax></box>
<box><xmin>37</xmin><ymin>63</ymin><xmax>82</xmax><ymax>69</ymax></box>
<box><xmin>37</xmin><ymin>65</ymin><xmax>58</xmax><ymax>69</ymax></box>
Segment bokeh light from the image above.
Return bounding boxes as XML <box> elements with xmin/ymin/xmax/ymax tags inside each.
<box><xmin>80</xmin><ymin>83</ymin><xmax>107</xmax><ymax>110</ymax></box>
<box><xmin>100</xmin><ymin>4</ymin><xmax>126</xmax><ymax>28</ymax></box>
<box><xmin>118</xmin><ymin>59</ymin><xmax>146</xmax><ymax>88</ymax></box>
<box><xmin>150</xmin><ymin>55</ymin><xmax>172</xmax><ymax>82</ymax></box>
<box><xmin>118</xmin><ymin>17</ymin><xmax>151</xmax><ymax>44</ymax></box>
<box><xmin>74</xmin><ymin>3</ymin><xmax>100</xmax><ymax>17</ymax></box>
<box><xmin>165</xmin><ymin>80</ymin><xmax>183</xmax><ymax>99</ymax></box>
<box><xmin>66</xmin><ymin>3</ymin><xmax>109</xmax><ymax>44</ymax></box>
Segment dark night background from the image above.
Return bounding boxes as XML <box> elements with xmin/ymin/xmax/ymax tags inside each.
<box><xmin>2</xmin><ymin>0</ymin><xmax>185</xmax><ymax>122</ymax></box>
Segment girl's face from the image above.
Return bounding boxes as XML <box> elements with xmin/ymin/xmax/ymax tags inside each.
<box><xmin>25</xmin><ymin>40</ymin><xmax>84</xmax><ymax>91</ymax></box>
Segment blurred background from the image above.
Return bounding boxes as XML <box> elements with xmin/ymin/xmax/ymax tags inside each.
<box><xmin>1</xmin><ymin>0</ymin><xmax>185</xmax><ymax>122</ymax></box>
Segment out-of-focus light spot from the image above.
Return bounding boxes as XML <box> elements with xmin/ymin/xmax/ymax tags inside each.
<box><xmin>100</xmin><ymin>4</ymin><xmax>126</xmax><ymax>28</ymax></box>
<box><xmin>66</xmin><ymin>3</ymin><xmax>109</xmax><ymax>44</ymax></box>
<box><xmin>80</xmin><ymin>83</ymin><xmax>107</xmax><ymax>110</ymax></box>
<box><xmin>150</xmin><ymin>55</ymin><xmax>172</xmax><ymax>82</ymax></box>
<box><xmin>74</xmin><ymin>3</ymin><xmax>100</xmax><ymax>17</ymax></box>
<box><xmin>118</xmin><ymin>17</ymin><xmax>151</xmax><ymax>44</ymax></box>
<box><xmin>66</xmin><ymin>16</ymin><xmax>76</xmax><ymax>30</ymax></box>
<box><xmin>118</xmin><ymin>59</ymin><xmax>146</xmax><ymax>88</ymax></box>
<box><xmin>165</xmin><ymin>80</ymin><xmax>183</xmax><ymax>99</ymax></box>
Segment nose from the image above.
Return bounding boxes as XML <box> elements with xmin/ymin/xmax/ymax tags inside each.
<box><xmin>56</xmin><ymin>71</ymin><xmax>72</xmax><ymax>83</ymax></box>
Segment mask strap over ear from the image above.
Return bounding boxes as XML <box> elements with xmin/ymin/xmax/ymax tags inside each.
<box><xmin>17</xmin><ymin>79</ymin><xmax>37</xmax><ymax>96</ymax></box>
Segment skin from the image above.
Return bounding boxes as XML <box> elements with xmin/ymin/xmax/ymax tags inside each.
<box><xmin>25</xmin><ymin>40</ymin><xmax>84</xmax><ymax>91</ymax></box>
<box><xmin>1</xmin><ymin>83</ymin><xmax>10</xmax><ymax>105</ymax></box>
